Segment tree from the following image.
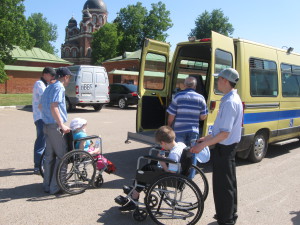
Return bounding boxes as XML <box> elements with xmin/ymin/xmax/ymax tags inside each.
<box><xmin>26</xmin><ymin>13</ymin><xmax>58</xmax><ymax>54</ymax></box>
<box><xmin>189</xmin><ymin>9</ymin><xmax>234</xmax><ymax>39</ymax></box>
<box><xmin>91</xmin><ymin>23</ymin><xmax>120</xmax><ymax>64</ymax></box>
<box><xmin>114</xmin><ymin>2</ymin><xmax>147</xmax><ymax>53</ymax></box>
<box><xmin>114</xmin><ymin>1</ymin><xmax>172</xmax><ymax>53</ymax></box>
<box><xmin>0</xmin><ymin>0</ymin><xmax>34</xmax><ymax>83</ymax></box>
<box><xmin>143</xmin><ymin>1</ymin><xmax>173</xmax><ymax>42</ymax></box>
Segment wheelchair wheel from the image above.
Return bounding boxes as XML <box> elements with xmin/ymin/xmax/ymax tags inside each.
<box><xmin>145</xmin><ymin>174</ymin><xmax>204</xmax><ymax>225</ymax></box>
<box><xmin>189</xmin><ymin>165</ymin><xmax>209</xmax><ymax>201</ymax></box>
<box><xmin>57</xmin><ymin>150</ymin><xmax>96</xmax><ymax>195</ymax></box>
<box><xmin>39</xmin><ymin>151</ymin><xmax>45</xmax><ymax>178</ymax></box>
<box><xmin>132</xmin><ymin>208</ymin><xmax>148</xmax><ymax>222</ymax></box>
<box><xmin>93</xmin><ymin>174</ymin><xmax>104</xmax><ymax>188</ymax></box>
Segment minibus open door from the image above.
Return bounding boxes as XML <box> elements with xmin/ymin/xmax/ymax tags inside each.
<box><xmin>204</xmin><ymin>31</ymin><xmax>236</xmax><ymax>136</ymax></box>
<box><xmin>127</xmin><ymin>38</ymin><xmax>170</xmax><ymax>145</ymax></box>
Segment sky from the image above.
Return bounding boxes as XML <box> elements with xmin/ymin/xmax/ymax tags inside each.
<box><xmin>23</xmin><ymin>0</ymin><xmax>300</xmax><ymax>56</ymax></box>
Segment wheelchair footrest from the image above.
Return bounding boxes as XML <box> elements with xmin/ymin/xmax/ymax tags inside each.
<box><xmin>115</xmin><ymin>195</ymin><xmax>129</xmax><ymax>206</ymax></box>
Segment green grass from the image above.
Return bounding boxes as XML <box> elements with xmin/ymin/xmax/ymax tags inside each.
<box><xmin>0</xmin><ymin>94</ymin><xmax>32</xmax><ymax>106</ymax></box>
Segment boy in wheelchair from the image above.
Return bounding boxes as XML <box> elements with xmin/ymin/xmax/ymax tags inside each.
<box><xmin>115</xmin><ymin>125</ymin><xmax>187</xmax><ymax>211</ymax></box>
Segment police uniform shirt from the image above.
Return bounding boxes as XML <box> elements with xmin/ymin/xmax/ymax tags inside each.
<box><xmin>212</xmin><ymin>89</ymin><xmax>243</xmax><ymax>145</ymax></box>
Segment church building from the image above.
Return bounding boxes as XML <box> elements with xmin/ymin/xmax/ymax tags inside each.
<box><xmin>61</xmin><ymin>0</ymin><xmax>108</xmax><ymax>65</ymax></box>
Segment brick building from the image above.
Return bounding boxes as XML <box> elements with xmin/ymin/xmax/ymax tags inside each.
<box><xmin>61</xmin><ymin>0</ymin><xmax>108</xmax><ymax>65</ymax></box>
<box><xmin>0</xmin><ymin>46</ymin><xmax>72</xmax><ymax>94</ymax></box>
<box><xmin>102</xmin><ymin>49</ymin><xmax>175</xmax><ymax>89</ymax></box>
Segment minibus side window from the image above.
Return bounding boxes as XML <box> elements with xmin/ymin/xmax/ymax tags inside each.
<box><xmin>250</xmin><ymin>58</ymin><xmax>278</xmax><ymax>97</ymax></box>
<box><xmin>214</xmin><ymin>49</ymin><xmax>233</xmax><ymax>94</ymax></box>
<box><xmin>143</xmin><ymin>53</ymin><xmax>167</xmax><ymax>90</ymax></box>
<box><xmin>281</xmin><ymin>64</ymin><xmax>300</xmax><ymax>97</ymax></box>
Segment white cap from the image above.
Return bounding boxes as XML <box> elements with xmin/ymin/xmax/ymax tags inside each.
<box><xmin>70</xmin><ymin>118</ymin><xmax>87</xmax><ymax>130</ymax></box>
<box><xmin>214</xmin><ymin>68</ymin><xmax>240</xmax><ymax>83</ymax></box>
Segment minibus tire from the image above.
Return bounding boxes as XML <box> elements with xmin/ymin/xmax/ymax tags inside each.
<box><xmin>248</xmin><ymin>132</ymin><xmax>268</xmax><ymax>163</ymax></box>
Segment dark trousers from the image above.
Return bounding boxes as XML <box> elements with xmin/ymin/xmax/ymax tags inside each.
<box><xmin>212</xmin><ymin>143</ymin><xmax>238</xmax><ymax>225</ymax></box>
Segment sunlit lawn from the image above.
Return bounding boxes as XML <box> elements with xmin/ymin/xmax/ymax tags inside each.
<box><xmin>0</xmin><ymin>94</ymin><xmax>32</xmax><ymax>106</ymax></box>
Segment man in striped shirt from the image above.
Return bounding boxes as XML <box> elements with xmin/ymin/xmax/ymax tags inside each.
<box><xmin>167</xmin><ymin>76</ymin><xmax>208</xmax><ymax>146</ymax></box>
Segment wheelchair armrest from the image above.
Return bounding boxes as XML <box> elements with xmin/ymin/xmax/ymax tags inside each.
<box><xmin>142</xmin><ymin>155</ymin><xmax>177</xmax><ymax>164</ymax></box>
<box><xmin>75</xmin><ymin>135</ymin><xmax>99</xmax><ymax>142</ymax></box>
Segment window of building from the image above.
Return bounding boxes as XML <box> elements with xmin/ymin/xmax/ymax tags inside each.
<box><xmin>92</xmin><ymin>15</ymin><xmax>97</xmax><ymax>23</ymax></box>
<box><xmin>281</xmin><ymin>64</ymin><xmax>300</xmax><ymax>97</ymax></box>
<box><xmin>250</xmin><ymin>58</ymin><xmax>278</xmax><ymax>97</ymax></box>
<box><xmin>72</xmin><ymin>49</ymin><xmax>77</xmax><ymax>58</ymax></box>
<box><xmin>65</xmin><ymin>49</ymin><xmax>70</xmax><ymax>57</ymax></box>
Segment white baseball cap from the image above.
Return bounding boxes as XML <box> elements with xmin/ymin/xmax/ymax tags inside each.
<box><xmin>214</xmin><ymin>68</ymin><xmax>240</xmax><ymax>83</ymax></box>
<box><xmin>70</xmin><ymin>118</ymin><xmax>87</xmax><ymax>130</ymax></box>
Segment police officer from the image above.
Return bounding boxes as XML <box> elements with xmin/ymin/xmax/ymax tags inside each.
<box><xmin>191</xmin><ymin>68</ymin><xmax>243</xmax><ymax>225</ymax></box>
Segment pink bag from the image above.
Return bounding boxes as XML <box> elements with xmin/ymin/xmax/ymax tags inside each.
<box><xmin>95</xmin><ymin>155</ymin><xmax>108</xmax><ymax>170</ymax></box>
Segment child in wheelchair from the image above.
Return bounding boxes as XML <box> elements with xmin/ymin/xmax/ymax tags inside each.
<box><xmin>115</xmin><ymin>125</ymin><xmax>187</xmax><ymax>211</ymax></box>
<box><xmin>70</xmin><ymin>118</ymin><xmax>115</xmax><ymax>174</ymax></box>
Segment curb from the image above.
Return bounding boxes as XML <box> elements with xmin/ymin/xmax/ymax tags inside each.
<box><xmin>0</xmin><ymin>105</ymin><xmax>32</xmax><ymax>110</ymax></box>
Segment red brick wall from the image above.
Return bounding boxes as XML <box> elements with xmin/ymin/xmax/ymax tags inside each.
<box><xmin>0</xmin><ymin>70</ymin><xmax>41</xmax><ymax>94</ymax></box>
<box><xmin>102</xmin><ymin>60</ymin><xmax>140</xmax><ymax>85</ymax></box>
<box><xmin>0</xmin><ymin>60</ymin><xmax>73</xmax><ymax>93</ymax></box>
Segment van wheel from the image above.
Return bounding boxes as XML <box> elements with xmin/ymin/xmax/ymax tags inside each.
<box><xmin>93</xmin><ymin>104</ymin><xmax>103</xmax><ymax>112</ymax></box>
<box><xmin>118</xmin><ymin>98</ymin><xmax>128</xmax><ymax>109</ymax></box>
<box><xmin>248</xmin><ymin>132</ymin><xmax>268</xmax><ymax>163</ymax></box>
<box><xmin>66</xmin><ymin>98</ymin><xmax>74</xmax><ymax>112</ymax></box>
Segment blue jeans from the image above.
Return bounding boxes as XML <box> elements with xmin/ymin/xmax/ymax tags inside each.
<box><xmin>34</xmin><ymin>119</ymin><xmax>46</xmax><ymax>169</ymax></box>
<box><xmin>175</xmin><ymin>132</ymin><xmax>198</xmax><ymax>179</ymax></box>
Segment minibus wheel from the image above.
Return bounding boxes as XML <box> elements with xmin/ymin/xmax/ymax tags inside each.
<box><xmin>248</xmin><ymin>132</ymin><xmax>268</xmax><ymax>163</ymax></box>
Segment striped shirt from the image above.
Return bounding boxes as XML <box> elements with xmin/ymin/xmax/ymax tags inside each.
<box><xmin>167</xmin><ymin>88</ymin><xmax>208</xmax><ymax>134</ymax></box>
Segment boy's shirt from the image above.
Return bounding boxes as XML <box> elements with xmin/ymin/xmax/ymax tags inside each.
<box><xmin>168</xmin><ymin>142</ymin><xmax>186</xmax><ymax>172</ymax></box>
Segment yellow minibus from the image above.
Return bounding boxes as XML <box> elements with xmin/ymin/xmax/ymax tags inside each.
<box><xmin>127</xmin><ymin>31</ymin><xmax>300</xmax><ymax>162</ymax></box>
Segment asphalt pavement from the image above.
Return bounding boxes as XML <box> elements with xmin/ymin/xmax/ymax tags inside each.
<box><xmin>0</xmin><ymin>106</ymin><xmax>299</xmax><ymax>225</ymax></box>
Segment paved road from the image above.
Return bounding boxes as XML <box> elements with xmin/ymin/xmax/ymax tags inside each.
<box><xmin>0</xmin><ymin>106</ymin><xmax>299</xmax><ymax>225</ymax></box>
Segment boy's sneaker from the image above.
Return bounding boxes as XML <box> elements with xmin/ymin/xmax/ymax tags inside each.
<box><xmin>119</xmin><ymin>200</ymin><xmax>136</xmax><ymax>211</ymax></box>
<box><xmin>123</xmin><ymin>185</ymin><xmax>133</xmax><ymax>195</ymax></box>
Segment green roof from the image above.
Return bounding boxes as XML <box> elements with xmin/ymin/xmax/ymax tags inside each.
<box><xmin>104</xmin><ymin>49</ymin><xmax>173</xmax><ymax>63</ymax></box>
<box><xmin>9</xmin><ymin>46</ymin><xmax>72</xmax><ymax>64</ymax></box>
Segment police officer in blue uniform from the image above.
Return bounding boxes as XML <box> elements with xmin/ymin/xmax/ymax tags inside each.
<box><xmin>191</xmin><ymin>68</ymin><xmax>243</xmax><ymax>225</ymax></box>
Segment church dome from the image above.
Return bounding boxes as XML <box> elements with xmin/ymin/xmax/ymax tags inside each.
<box><xmin>68</xmin><ymin>17</ymin><xmax>77</xmax><ymax>27</ymax></box>
<box><xmin>83</xmin><ymin>10</ymin><xmax>92</xmax><ymax>18</ymax></box>
<box><xmin>83</xmin><ymin>0</ymin><xmax>107</xmax><ymax>13</ymax></box>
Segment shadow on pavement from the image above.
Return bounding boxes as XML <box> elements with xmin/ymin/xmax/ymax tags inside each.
<box><xmin>290</xmin><ymin>210</ymin><xmax>300</xmax><ymax>225</ymax></box>
<box><xmin>98</xmin><ymin>206</ymin><xmax>155</xmax><ymax>225</ymax></box>
<box><xmin>0</xmin><ymin>182</ymin><xmax>67</xmax><ymax>203</ymax></box>
<box><xmin>0</xmin><ymin>168</ymin><xmax>33</xmax><ymax>177</ymax></box>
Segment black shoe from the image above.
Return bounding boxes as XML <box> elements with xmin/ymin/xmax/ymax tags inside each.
<box><xmin>115</xmin><ymin>195</ymin><xmax>129</xmax><ymax>206</ymax></box>
<box><xmin>119</xmin><ymin>200</ymin><xmax>136</xmax><ymax>211</ymax></box>
<box><xmin>123</xmin><ymin>185</ymin><xmax>133</xmax><ymax>195</ymax></box>
<box><xmin>33</xmin><ymin>168</ymin><xmax>40</xmax><ymax>175</ymax></box>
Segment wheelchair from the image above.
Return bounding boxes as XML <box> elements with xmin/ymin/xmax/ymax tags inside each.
<box><xmin>40</xmin><ymin>133</ymin><xmax>111</xmax><ymax>195</ymax></box>
<box><xmin>115</xmin><ymin>146</ymin><xmax>209</xmax><ymax>224</ymax></box>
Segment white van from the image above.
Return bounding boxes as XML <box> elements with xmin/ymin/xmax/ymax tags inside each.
<box><xmin>65</xmin><ymin>65</ymin><xmax>110</xmax><ymax>111</ymax></box>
